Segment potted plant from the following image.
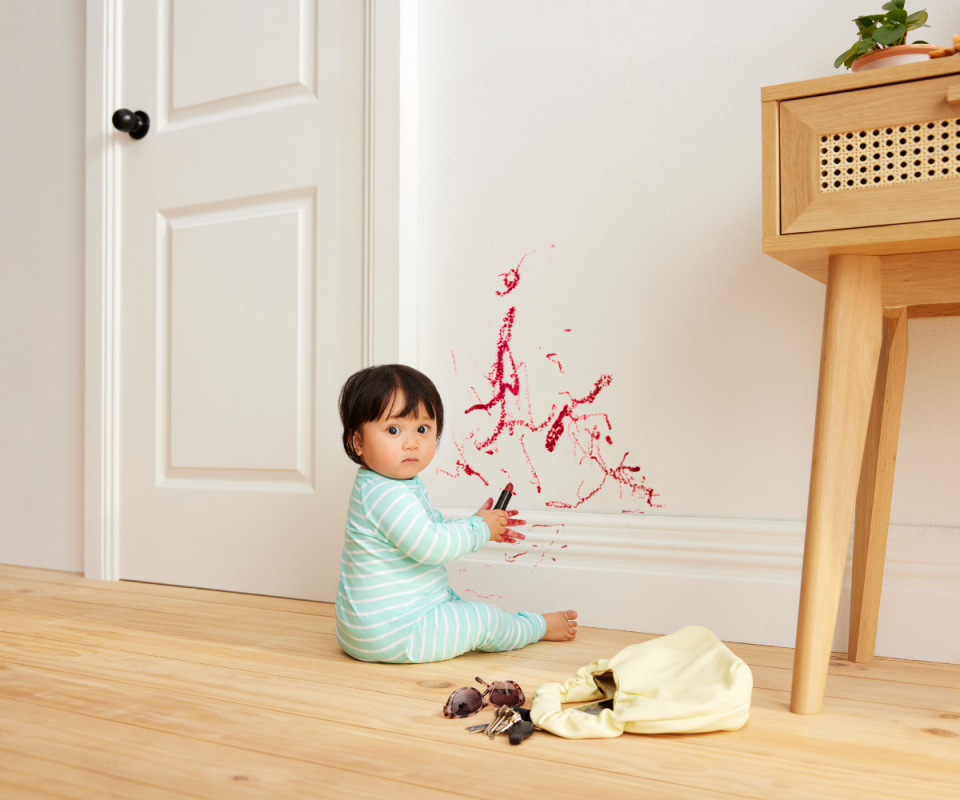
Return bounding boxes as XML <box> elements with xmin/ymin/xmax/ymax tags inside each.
<box><xmin>834</xmin><ymin>1</ymin><xmax>935</xmax><ymax>72</ymax></box>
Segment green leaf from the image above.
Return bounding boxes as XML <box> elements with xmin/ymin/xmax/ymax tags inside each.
<box><xmin>874</xmin><ymin>23</ymin><xmax>905</xmax><ymax>45</ymax></box>
<box><xmin>886</xmin><ymin>8</ymin><xmax>907</xmax><ymax>23</ymax></box>
<box><xmin>913</xmin><ymin>39</ymin><xmax>928</xmax><ymax>43</ymax></box>
<box><xmin>855</xmin><ymin>37</ymin><xmax>877</xmax><ymax>53</ymax></box>
<box><xmin>854</xmin><ymin>15</ymin><xmax>878</xmax><ymax>29</ymax></box>
<box><xmin>835</xmin><ymin>46</ymin><xmax>854</xmax><ymax>69</ymax></box>
<box><xmin>881</xmin><ymin>0</ymin><xmax>905</xmax><ymax>9</ymax></box>
<box><xmin>905</xmin><ymin>9</ymin><xmax>928</xmax><ymax>25</ymax></box>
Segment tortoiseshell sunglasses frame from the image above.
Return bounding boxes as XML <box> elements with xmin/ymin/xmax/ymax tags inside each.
<box><xmin>443</xmin><ymin>677</ymin><xmax>525</xmax><ymax>719</ymax></box>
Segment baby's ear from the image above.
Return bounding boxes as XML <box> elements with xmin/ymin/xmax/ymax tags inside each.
<box><xmin>352</xmin><ymin>431</ymin><xmax>363</xmax><ymax>455</ymax></box>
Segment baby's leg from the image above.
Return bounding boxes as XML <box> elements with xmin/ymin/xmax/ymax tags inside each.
<box><xmin>398</xmin><ymin>598</ymin><xmax>547</xmax><ymax>663</ymax></box>
<box><xmin>459</xmin><ymin>599</ymin><xmax>547</xmax><ymax>654</ymax></box>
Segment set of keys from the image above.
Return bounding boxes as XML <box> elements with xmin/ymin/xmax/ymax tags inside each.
<box><xmin>466</xmin><ymin>706</ymin><xmax>534</xmax><ymax>744</ymax></box>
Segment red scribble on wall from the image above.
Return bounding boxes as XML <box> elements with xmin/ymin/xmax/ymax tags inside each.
<box><xmin>496</xmin><ymin>250</ymin><xmax>535</xmax><ymax>297</ymax></box>
<box><xmin>451</xmin><ymin>350</ymin><xmax>458</xmax><ymax>376</ymax></box>
<box><xmin>519</xmin><ymin>434</ymin><xmax>541</xmax><ymax>494</ymax></box>
<box><xmin>442</xmin><ymin>248</ymin><xmax>661</xmax><ymax>565</ymax></box>
<box><xmin>544</xmin><ymin>376</ymin><xmax>611</xmax><ymax>454</ymax></box>
<box><xmin>452</xmin><ymin>297</ymin><xmax>660</xmax><ymax>512</ymax></box>
<box><xmin>436</xmin><ymin>433</ymin><xmax>490</xmax><ymax>487</ymax></box>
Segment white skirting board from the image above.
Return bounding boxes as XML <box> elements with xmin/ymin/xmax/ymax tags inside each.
<box><xmin>438</xmin><ymin>509</ymin><xmax>960</xmax><ymax>665</ymax></box>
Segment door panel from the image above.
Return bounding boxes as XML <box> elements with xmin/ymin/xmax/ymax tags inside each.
<box><xmin>171</xmin><ymin>0</ymin><xmax>303</xmax><ymax>111</ymax></box>
<box><xmin>162</xmin><ymin>192</ymin><xmax>313</xmax><ymax>482</ymax></box>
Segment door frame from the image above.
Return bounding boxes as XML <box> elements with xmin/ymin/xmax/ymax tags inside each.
<box><xmin>84</xmin><ymin>0</ymin><xmax>418</xmax><ymax>580</ymax></box>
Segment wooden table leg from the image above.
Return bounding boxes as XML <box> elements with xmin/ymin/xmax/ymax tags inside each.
<box><xmin>791</xmin><ymin>254</ymin><xmax>883</xmax><ymax>715</ymax></box>
<box><xmin>848</xmin><ymin>306</ymin><xmax>909</xmax><ymax>663</ymax></box>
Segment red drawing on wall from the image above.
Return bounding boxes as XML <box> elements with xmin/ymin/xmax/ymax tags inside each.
<box><xmin>496</xmin><ymin>250</ymin><xmax>535</xmax><ymax>297</ymax></box>
<box><xmin>443</xmin><ymin>248</ymin><xmax>661</xmax><ymax>567</ymax></box>
<box><xmin>545</xmin><ymin>353</ymin><xmax>564</xmax><ymax>373</ymax></box>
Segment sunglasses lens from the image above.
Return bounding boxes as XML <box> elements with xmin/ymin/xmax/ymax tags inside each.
<box><xmin>447</xmin><ymin>688</ymin><xmax>483</xmax><ymax>717</ymax></box>
<box><xmin>489</xmin><ymin>682</ymin><xmax>521</xmax><ymax>706</ymax></box>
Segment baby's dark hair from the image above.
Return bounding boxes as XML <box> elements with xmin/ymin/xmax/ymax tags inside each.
<box><xmin>338</xmin><ymin>364</ymin><xmax>444</xmax><ymax>465</ymax></box>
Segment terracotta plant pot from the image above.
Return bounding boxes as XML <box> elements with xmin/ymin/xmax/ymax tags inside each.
<box><xmin>851</xmin><ymin>43</ymin><xmax>941</xmax><ymax>72</ymax></box>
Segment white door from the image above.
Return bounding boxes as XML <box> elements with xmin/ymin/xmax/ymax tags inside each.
<box><xmin>115</xmin><ymin>0</ymin><xmax>364</xmax><ymax>599</ymax></box>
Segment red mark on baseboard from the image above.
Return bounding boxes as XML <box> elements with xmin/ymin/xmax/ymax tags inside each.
<box><xmin>464</xmin><ymin>588</ymin><xmax>506</xmax><ymax>600</ymax></box>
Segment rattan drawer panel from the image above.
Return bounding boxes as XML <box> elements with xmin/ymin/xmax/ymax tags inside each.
<box><xmin>780</xmin><ymin>74</ymin><xmax>960</xmax><ymax>234</ymax></box>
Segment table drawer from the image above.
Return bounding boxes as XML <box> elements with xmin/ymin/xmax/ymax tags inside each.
<box><xmin>780</xmin><ymin>74</ymin><xmax>960</xmax><ymax>234</ymax></box>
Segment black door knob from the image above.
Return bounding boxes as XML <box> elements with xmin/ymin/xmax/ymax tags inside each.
<box><xmin>112</xmin><ymin>109</ymin><xmax>150</xmax><ymax>140</ymax></box>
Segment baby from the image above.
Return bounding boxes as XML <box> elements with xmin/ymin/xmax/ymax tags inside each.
<box><xmin>335</xmin><ymin>363</ymin><xmax>577</xmax><ymax>663</ymax></box>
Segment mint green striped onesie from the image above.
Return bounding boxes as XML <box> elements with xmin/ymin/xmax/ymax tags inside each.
<box><xmin>335</xmin><ymin>468</ymin><xmax>546</xmax><ymax>663</ymax></box>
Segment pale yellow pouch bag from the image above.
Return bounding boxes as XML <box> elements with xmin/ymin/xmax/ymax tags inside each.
<box><xmin>531</xmin><ymin>625</ymin><xmax>752</xmax><ymax>738</ymax></box>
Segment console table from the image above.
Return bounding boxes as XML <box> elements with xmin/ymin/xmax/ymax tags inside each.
<box><xmin>762</xmin><ymin>57</ymin><xmax>960</xmax><ymax>715</ymax></box>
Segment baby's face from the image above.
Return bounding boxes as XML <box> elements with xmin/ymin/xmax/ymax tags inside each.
<box><xmin>352</xmin><ymin>404</ymin><xmax>437</xmax><ymax>480</ymax></box>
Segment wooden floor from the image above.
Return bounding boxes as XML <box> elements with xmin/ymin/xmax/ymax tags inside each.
<box><xmin>0</xmin><ymin>565</ymin><xmax>958</xmax><ymax>799</ymax></box>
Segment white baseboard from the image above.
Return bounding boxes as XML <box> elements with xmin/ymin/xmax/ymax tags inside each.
<box><xmin>439</xmin><ymin>508</ymin><xmax>960</xmax><ymax>665</ymax></box>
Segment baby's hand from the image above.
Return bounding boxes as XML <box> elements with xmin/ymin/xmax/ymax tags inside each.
<box><xmin>475</xmin><ymin>498</ymin><xmax>526</xmax><ymax>544</ymax></box>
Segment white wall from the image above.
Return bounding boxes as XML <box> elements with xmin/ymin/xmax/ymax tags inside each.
<box><xmin>0</xmin><ymin>0</ymin><xmax>86</xmax><ymax>572</ymax></box>
<box><xmin>418</xmin><ymin>0</ymin><xmax>960</xmax><ymax>661</ymax></box>
<box><xmin>3</xmin><ymin>0</ymin><xmax>959</xmax><ymax>660</ymax></box>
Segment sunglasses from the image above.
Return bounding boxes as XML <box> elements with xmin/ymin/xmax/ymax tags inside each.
<box><xmin>443</xmin><ymin>677</ymin><xmax>525</xmax><ymax>719</ymax></box>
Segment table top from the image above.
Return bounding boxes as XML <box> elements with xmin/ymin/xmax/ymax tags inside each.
<box><xmin>762</xmin><ymin>56</ymin><xmax>960</xmax><ymax>103</ymax></box>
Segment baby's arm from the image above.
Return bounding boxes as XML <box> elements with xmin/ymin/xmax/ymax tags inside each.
<box><xmin>365</xmin><ymin>482</ymin><xmax>489</xmax><ymax>565</ymax></box>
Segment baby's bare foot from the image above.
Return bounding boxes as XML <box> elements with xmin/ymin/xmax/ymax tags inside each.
<box><xmin>541</xmin><ymin>610</ymin><xmax>578</xmax><ymax>641</ymax></box>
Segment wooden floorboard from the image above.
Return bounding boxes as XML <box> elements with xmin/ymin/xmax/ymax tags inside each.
<box><xmin>1</xmin><ymin>566</ymin><xmax>958</xmax><ymax>799</ymax></box>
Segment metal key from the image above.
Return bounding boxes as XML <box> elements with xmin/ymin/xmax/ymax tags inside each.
<box><xmin>466</xmin><ymin>723</ymin><xmax>488</xmax><ymax>734</ymax></box>
<box><xmin>488</xmin><ymin>707</ymin><xmax>521</xmax><ymax>739</ymax></box>
<box><xmin>499</xmin><ymin>709</ymin><xmax>522</xmax><ymax>738</ymax></box>
<box><xmin>486</xmin><ymin>706</ymin><xmax>511</xmax><ymax>739</ymax></box>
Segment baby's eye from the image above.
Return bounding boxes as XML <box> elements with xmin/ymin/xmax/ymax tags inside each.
<box><xmin>388</xmin><ymin>426</ymin><xmax>399</xmax><ymax>435</ymax></box>
<box><xmin>417</xmin><ymin>425</ymin><xmax>429</xmax><ymax>434</ymax></box>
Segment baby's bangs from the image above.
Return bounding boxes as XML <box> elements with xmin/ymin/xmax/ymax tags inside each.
<box><xmin>381</xmin><ymin>371</ymin><xmax>439</xmax><ymax>423</ymax></box>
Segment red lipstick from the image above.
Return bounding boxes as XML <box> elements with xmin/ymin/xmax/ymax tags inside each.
<box><xmin>494</xmin><ymin>483</ymin><xmax>514</xmax><ymax>510</ymax></box>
